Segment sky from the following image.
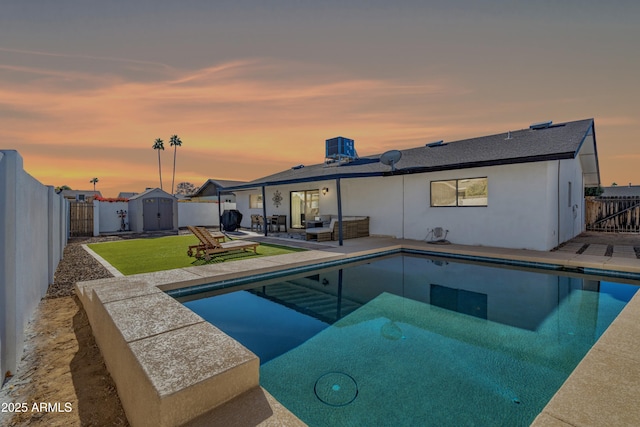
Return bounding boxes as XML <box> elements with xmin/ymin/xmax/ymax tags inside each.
<box><xmin>1</xmin><ymin>1</ymin><xmax>639</xmax><ymax>197</ymax></box>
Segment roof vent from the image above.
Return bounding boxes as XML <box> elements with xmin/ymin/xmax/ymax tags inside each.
<box><xmin>530</xmin><ymin>120</ymin><xmax>553</xmax><ymax>130</ymax></box>
<box><xmin>292</xmin><ymin>164</ymin><xmax>304</xmax><ymax>170</ymax></box>
<box><xmin>426</xmin><ymin>140</ymin><xmax>444</xmax><ymax>147</ymax></box>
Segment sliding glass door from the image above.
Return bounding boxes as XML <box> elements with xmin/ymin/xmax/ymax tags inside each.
<box><xmin>290</xmin><ymin>190</ymin><xmax>319</xmax><ymax>228</ymax></box>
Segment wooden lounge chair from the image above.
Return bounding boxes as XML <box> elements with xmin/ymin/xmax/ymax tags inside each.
<box><xmin>186</xmin><ymin>225</ymin><xmax>227</xmax><ymax>257</ymax></box>
<box><xmin>187</xmin><ymin>225</ymin><xmax>260</xmax><ymax>260</ymax></box>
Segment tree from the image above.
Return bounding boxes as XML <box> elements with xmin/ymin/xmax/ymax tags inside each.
<box><xmin>175</xmin><ymin>181</ymin><xmax>196</xmax><ymax>196</ymax></box>
<box><xmin>585</xmin><ymin>186</ymin><xmax>604</xmax><ymax>196</ymax></box>
<box><xmin>152</xmin><ymin>138</ymin><xmax>165</xmax><ymax>190</ymax></box>
<box><xmin>55</xmin><ymin>185</ymin><xmax>71</xmax><ymax>194</ymax></box>
<box><xmin>90</xmin><ymin>177</ymin><xmax>99</xmax><ymax>191</ymax></box>
<box><xmin>169</xmin><ymin>134</ymin><xmax>182</xmax><ymax>195</ymax></box>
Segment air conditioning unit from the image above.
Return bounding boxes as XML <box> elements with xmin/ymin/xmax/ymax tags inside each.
<box><xmin>326</xmin><ymin>137</ymin><xmax>355</xmax><ymax>161</ymax></box>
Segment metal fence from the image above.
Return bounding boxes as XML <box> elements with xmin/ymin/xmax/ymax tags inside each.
<box><xmin>69</xmin><ymin>202</ymin><xmax>94</xmax><ymax>236</ymax></box>
<box><xmin>585</xmin><ymin>196</ymin><xmax>640</xmax><ymax>232</ymax></box>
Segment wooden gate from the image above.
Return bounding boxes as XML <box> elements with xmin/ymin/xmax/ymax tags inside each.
<box><xmin>585</xmin><ymin>196</ymin><xmax>640</xmax><ymax>232</ymax></box>
<box><xmin>69</xmin><ymin>202</ymin><xmax>94</xmax><ymax>236</ymax></box>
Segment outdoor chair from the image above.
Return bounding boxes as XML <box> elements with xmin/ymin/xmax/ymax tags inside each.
<box><xmin>270</xmin><ymin>215</ymin><xmax>287</xmax><ymax>232</ymax></box>
<box><xmin>187</xmin><ymin>225</ymin><xmax>260</xmax><ymax>260</ymax></box>
<box><xmin>250</xmin><ymin>214</ymin><xmax>264</xmax><ymax>231</ymax></box>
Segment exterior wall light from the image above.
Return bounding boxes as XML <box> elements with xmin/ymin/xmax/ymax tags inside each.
<box><xmin>322</xmin><ymin>187</ymin><xmax>329</xmax><ymax>195</ymax></box>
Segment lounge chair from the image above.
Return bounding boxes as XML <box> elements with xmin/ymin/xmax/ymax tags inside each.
<box><xmin>186</xmin><ymin>225</ymin><xmax>227</xmax><ymax>257</ymax></box>
<box><xmin>187</xmin><ymin>225</ymin><xmax>260</xmax><ymax>260</ymax></box>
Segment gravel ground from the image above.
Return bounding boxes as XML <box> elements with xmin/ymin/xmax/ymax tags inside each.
<box><xmin>47</xmin><ymin>236</ymin><xmax>121</xmax><ymax>298</ymax></box>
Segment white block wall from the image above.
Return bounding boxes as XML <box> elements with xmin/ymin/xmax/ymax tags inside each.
<box><xmin>1</xmin><ymin>150</ymin><xmax>67</xmax><ymax>379</ymax></box>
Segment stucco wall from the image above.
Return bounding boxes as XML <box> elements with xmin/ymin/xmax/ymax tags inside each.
<box><xmin>1</xmin><ymin>150</ymin><xmax>67</xmax><ymax>379</ymax></box>
<box><xmin>177</xmin><ymin>202</ymin><xmax>236</xmax><ymax>228</ymax></box>
<box><xmin>234</xmin><ymin>159</ymin><xmax>579</xmax><ymax>250</ymax></box>
<box><xmin>94</xmin><ymin>201</ymin><xmax>129</xmax><ymax>234</ymax></box>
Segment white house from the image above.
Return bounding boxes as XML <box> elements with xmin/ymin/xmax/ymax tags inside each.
<box><xmin>227</xmin><ymin>119</ymin><xmax>599</xmax><ymax>251</ymax></box>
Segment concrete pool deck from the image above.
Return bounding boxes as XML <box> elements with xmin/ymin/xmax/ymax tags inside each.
<box><xmin>76</xmin><ymin>235</ymin><xmax>640</xmax><ymax>426</ymax></box>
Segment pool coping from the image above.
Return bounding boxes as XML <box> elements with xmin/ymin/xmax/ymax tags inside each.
<box><xmin>75</xmin><ymin>238</ymin><xmax>640</xmax><ymax>426</ymax></box>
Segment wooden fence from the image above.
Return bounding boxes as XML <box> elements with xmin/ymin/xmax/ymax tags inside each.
<box><xmin>69</xmin><ymin>202</ymin><xmax>94</xmax><ymax>236</ymax></box>
<box><xmin>585</xmin><ymin>196</ymin><xmax>640</xmax><ymax>232</ymax></box>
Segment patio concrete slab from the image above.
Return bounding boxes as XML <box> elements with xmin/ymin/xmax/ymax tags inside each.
<box><xmin>183</xmin><ymin>387</ymin><xmax>305</xmax><ymax>427</ymax></box>
<box><xmin>529</xmin><ymin>413</ymin><xmax>574</xmax><ymax>427</ymax></box>
<box><xmin>91</xmin><ymin>279</ymin><xmax>161</xmax><ymax>304</ymax></box>
<box><xmin>602</xmin><ymin>256</ymin><xmax>640</xmax><ymax>273</ymax></box>
<box><xmin>103</xmin><ymin>292</ymin><xmax>203</xmax><ymax>343</ymax></box>
<box><xmin>590</xmin><ymin>295</ymin><xmax>640</xmax><ymax>363</ymax></box>
<box><xmin>129</xmin><ymin>322</ymin><xmax>258</xmax><ymax>427</ymax></box>
<box><xmin>130</xmin><ymin>321</ymin><xmax>257</xmax><ymax>398</ymax></box>
<box><xmin>582</xmin><ymin>243</ymin><xmax>608</xmax><ymax>256</ymax></box>
<box><xmin>534</xmin><ymin>348</ymin><xmax>640</xmax><ymax>427</ymax></box>
<box><xmin>129</xmin><ymin>268</ymin><xmax>204</xmax><ymax>288</ymax></box>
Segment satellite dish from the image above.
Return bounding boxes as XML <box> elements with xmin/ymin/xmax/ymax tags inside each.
<box><xmin>380</xmin><ymin>150</ymin><xmax>402</xmax><ymax>171</ymax></box>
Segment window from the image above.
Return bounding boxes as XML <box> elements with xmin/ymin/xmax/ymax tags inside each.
<box><xmin>568</xmin><ymin>182</ymin><xmax>572</xmax><ymax>207</ymax></box>
<box><xmin>431</xmin><ymin>177</ymin><xmax>487</xmax><ymax>206</ymax></box>
<box><xmin>249</xmin><ymin>194</ymin><xmax>263</xmax><ymax>209</ymax></box>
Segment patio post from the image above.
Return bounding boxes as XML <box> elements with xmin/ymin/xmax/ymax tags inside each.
<box><xmin>217</xmin><ymin>189</ymin><xmax>222</xmax><ymax>231</ymax></box>
<box><xmin>336</xmin><ymin>178</ymin><xmax>343</xmax><ymax>246</ymax></box>
<box><xmin>261</xmin><ymin>185</ymin><xmax>268</xmax><ymax>236</ymax></box>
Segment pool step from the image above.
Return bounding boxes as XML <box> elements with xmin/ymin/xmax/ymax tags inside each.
<box><xmin>248</xmin><ymin>281</ymin><xmax>362</xmax><ymax>323</ymax></box>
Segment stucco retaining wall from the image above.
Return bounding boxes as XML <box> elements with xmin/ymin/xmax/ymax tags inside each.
<box><xmin>0</xmin><ymin>150</ymin><xmax>68</xmax><ymax>379</ymax></box>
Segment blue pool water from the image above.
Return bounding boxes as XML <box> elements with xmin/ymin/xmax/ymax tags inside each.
<box><xmin>179</xmin><ymin>254</ymin><xmax>639</xmax><ymax>426</ymax></box>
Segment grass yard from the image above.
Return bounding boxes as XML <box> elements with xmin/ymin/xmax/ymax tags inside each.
<box><xmin>87</xmin><ymin>234</ymin><xmax>306</xmax><ymax>275</ymax></box>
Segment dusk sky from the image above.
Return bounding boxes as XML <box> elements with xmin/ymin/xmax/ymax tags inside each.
<box><xmin>2</xmin><ymin>1</ymin><xmax>639</xmax><ymax>197</ymax></box>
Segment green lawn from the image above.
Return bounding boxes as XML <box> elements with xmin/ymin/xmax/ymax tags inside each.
<box><xmin>87</xmin><ymin>234</ymin><xmax>306</xmax><ymax>275</ymax></box>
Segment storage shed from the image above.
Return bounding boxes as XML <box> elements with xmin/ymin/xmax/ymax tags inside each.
<box><xmin>128</xmin><ymin>188</ymin><xmax>178</xmax><ymax>232</ymax></box>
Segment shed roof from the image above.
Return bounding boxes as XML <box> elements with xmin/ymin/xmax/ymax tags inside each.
<box><xmin>227</xmin><ymin>118</ymin><xmax>598</xmax><ymax>190</ymax></box>
<box><xmin>128</xmin><ymin>187</ymin><xmax>176</xmax><ymax>200</ymax></box>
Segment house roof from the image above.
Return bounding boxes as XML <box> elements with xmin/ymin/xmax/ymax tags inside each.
<box><xmin>601</xmin><ymin>185</ymin><xmax>640</xmax><ymax>197</ymax></box>
<box><xmin>226</xmin><ymin>118</ymin><xmax>599</xmax><ymax>191</ymax></box>
<box><xmin>117</xmin><ymin>192</ymin><xmax>139</xmax><ymax>199</ymax></box>
<box><xmin>60</xmin><ymin>189</ymin><xmax>102</xmax><ymax>198</ymax></box>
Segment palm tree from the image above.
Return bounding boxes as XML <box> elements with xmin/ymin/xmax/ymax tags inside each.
<box><xmin>90</xmin><ymin>177</ymin><xmax>99</xmax><ymax>191</ymax></box>
<box><xmin>152</xmin><ymin>138</ymin><xmax>165</xmax><ymax>190</ymax></box>
<box><xmin>169</xmin><ymin>134</ymin><xmax>182</xmax><ymax>195</ymax></box>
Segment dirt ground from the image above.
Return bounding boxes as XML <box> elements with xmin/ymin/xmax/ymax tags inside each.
<box><xmin>1</xmin><ymin>238</ymin><xmax>128</xmax><ymax>427</ymax></box>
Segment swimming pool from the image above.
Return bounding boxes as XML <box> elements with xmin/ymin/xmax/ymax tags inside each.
<box><xmin>177</xmin><ymin>253</ymin><xmax>639</xmax><ymax>426</ymax></box>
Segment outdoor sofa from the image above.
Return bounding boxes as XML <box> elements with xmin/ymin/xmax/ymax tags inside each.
<box><xmin>305</xmin><ymin>216</ymin><xmax>369</xmax><ymax>242</ymax></box>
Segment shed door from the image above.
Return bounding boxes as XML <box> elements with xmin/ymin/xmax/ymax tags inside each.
<box><xmin>143</xmin><ymin>197</ymin><xmax>174</xmax><ymax>231</ymax></box>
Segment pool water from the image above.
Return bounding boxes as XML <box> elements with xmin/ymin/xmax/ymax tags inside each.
<box><xmin>180</xmin><ymin>254</ymin><xmax>639</xmax><ymax>426</ymax></box>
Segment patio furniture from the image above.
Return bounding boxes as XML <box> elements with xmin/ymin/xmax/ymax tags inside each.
<box><xmin>270</xmin><ymin>215</ymin><xmax>287</xmax><ymax>232</ymax></box>
<box><xmin>305</xmin><ymin>216</ymin><xmax>369</xmax><ymax>242</ymax></box>
<box><xmin>187</xmin><ymin>225</ymin><xmax>260</xmax><ymax>260</ymax></box>
<box><xmin>305</xmin><ymin>218</ymin><xmax>337</xmax><ymax>242</ymax></box>
<box><xmin>250</xmin><ymin>214</ymin><xmax>264</xmax><ymax>231</ymax></box>
<box><xmin>186</xmin><ymin>226</ymin><xmax>227</xmax><ymax>257</ymax></box>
